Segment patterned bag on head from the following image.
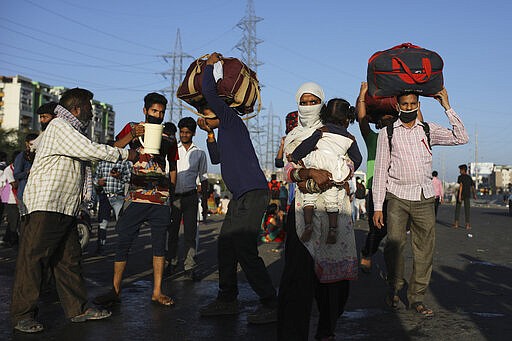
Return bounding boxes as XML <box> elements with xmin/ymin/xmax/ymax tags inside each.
<box><xmin>177</xmin><ymin>54</ymin><xmax>261</xmax><ymax>115</ymax></box>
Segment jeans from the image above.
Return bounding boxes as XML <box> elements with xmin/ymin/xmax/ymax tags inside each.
<box><xmin>108</xmin><ymin>194</ymin><xmax>125</xmax><ymax>220</ymax></box>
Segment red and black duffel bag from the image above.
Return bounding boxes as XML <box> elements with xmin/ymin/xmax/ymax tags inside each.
<box><xmin>364</xmin><ymin>93</ymin><xmax>398</xmax><ymax>123</ymax></box>
<box><xmin>177</xmin><ymin>54</ymin><xmax>261</xmax><ymax>115</ymax></box>
<box><xmin>367</xmin><ymin>43</ymin><xmax>444</xmax><ymax>98</ymax></box>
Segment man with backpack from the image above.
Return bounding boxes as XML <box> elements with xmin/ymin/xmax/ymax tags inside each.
<box><xmin>356</xmin><ymin>81</ymin><xmax>423</xmax><ymax>273</ymax></box>
<box><xmin>372</xmin><ymin>88</ymin><xmax>468</xmax><ymax>317</ymax></box>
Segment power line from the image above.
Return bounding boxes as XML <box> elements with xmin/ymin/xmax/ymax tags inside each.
<box><xmin>0</xmin><ymin>51</ymin><xmax>156</xmax><ymax>74</ymax></box>
<box><xmin>0</xmin><ymin>16</ymin><xmax>156</xmax><ymax>57</ymax></box>
<box><xmin>158</xmin><ymin>29</ymin><xmax>193</xmax><ymax>123</ymax></box>
<box><xmin>0</xmin><ymin>59</ymin><xmax>165</xmax><ymax>92</ymax></box>
<box><xmin>1</xmin><ymin>25</ymin><xmax>158</xmax><ymax>72</ymax></box>
<box><xmin>22</xmin><ymin>0</ymin><xmax>162</xmax><ymax>52</ymax></box>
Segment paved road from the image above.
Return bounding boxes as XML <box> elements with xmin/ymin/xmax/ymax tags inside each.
<box><xmin>0</xmin><ymin>203</ymin><xmax>510</xmax><ymax>340</ymax></box>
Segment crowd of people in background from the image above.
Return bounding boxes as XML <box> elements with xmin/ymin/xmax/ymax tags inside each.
<box><xmin>4</xmin><ymin>50</ymin><xmax>512</xmax><ymax>341</ymax></box>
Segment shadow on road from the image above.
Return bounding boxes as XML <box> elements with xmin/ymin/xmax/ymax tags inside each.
<box><xmin>430</xmin><ymin>254</ymin><xmax>512</xmax><ymax>341</ymax></box>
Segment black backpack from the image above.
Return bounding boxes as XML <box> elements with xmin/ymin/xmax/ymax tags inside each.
<box><xmin>386</xmin><ymin>121</ymin><xmax>431</xmax><ymax>152</ymax></box>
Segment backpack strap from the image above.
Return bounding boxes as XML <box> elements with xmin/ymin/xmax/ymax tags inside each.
<box><xmin>386</xmin><ymin>124</ymin><xmax>394</xmax><ymax>152</ymax></box>
<box><xmin>386</xmin><ymin>121</ymin><xmax>431</xmax><ymax>152</ymax></box>
<box><xmin>419</xmin><ymin>121</ymin><xmax>431</xmax><ymax>149</ymax></box>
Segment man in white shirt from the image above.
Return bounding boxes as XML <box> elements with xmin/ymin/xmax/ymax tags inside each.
<box><xmin>168</xmin><ymin>117</ymin><xmax>208</xmax><ymax>280</ymax></box>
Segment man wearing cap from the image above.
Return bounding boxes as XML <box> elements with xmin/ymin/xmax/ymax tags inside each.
<box><xmin>30</xmin><ymin>102</ymin><xmax>58</xmax><ymax>152</ymax></box>
<box><xmin>196</xmin><ymin>52</ymin><xmax>277</xmax><ymax>324</ymax></box>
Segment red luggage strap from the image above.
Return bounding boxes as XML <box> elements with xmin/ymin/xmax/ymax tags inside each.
<box><xmin>392</xmin><ymin>57</ymin><xmax>432</xmax><ymax>84</ymax></box>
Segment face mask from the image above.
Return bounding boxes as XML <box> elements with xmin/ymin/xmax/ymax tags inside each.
<box><xmin>146</xmin><ymin>115</ymin><xmax>163</xmax><ymax>124</ymax></box>
<box><xmin>399</xmin><ymin>108</ymin><xmax>418</xmax><ymax>123</ymax></box>
<box><xmin>41</xmin><ymin>122</ymin><xmax>49</xmax><ymax>131</ymax></box>
<box><xmin>298</xmin><ymin>104</ymin><xmax>322</xmax><ymax>128</ymax></box>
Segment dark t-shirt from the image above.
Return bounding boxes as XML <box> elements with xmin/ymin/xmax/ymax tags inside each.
<box><xmin>457</xmin><ymin>173</ymin><xmax>474</xmax><ymax>198</ymax></box>
<box><xmin>202</xmin><ymin>65</ymin><xmax>268</xmax><ymax>200</ymax></box>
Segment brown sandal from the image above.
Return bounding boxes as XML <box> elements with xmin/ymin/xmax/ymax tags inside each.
<box><xmin>410</xmin><ymin>302</ymin><xmax>434</xmax><ymax>317</ymax></box>
<box><xmin>385</xmin><ymin>292</ymin><xmax>400</xmax><ymax>310</ymax></box>
<box><xmin>151</xmin><ymin>294</ymin><xmax>175</xmax><ymax>307</ymax></box>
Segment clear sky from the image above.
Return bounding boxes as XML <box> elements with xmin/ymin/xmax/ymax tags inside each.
<box><xmin>2</xmin><ymin>0</ymin><xmax>511</xmax><ymax>181</ymax></box>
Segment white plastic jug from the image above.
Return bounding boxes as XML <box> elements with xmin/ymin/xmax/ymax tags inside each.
<box><xmin>138</xmin><ymin>123</ymin><xmax>163</xmax><ymax>154</ymax></box>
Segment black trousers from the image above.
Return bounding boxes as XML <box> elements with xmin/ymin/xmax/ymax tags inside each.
<box><xmin>361</xmin><ymin>189</ymin><xmax>388</xmax><ymax>258</ymax></box>
<box><xmin>217</xmin><ymin>189</ymin><xmax>276</xmax><ymax>304</ymax></box>
<box><xmin>11</xmin><ymin>211</ymin><xmax>87</xmax><ymax>325</ymax></box>
<box><xmin>168</xmin><ymin>192</ymin><xmax>199</xmax><ymax>270</ymax></box>
<box><xmin>278</xmin><ymin>201</ymin><xmax>350</xmax><ymax>340</ymax></box>
<box><xmin>434</xmin><ymin>197</ymin><xmax>441</xmax><ymax>217</ymax></box>
<box><xmin>2</xmin><ymin>203</ymin><xmax>19</xmax><ymax>245</ymax></box>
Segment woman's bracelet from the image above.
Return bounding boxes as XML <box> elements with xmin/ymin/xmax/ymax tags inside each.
<box><xmin>305</xmin><ymin>179</ymin><xmax>321</xmax><ymax>193</ymax></box>
<box><xmin>291</xmin><ymin>168</ymin><xmax>303</xmax><ymax>182</ymax></box>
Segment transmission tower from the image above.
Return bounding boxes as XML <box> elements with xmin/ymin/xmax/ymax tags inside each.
<box><xmin>264</xmin><ymin>102</ymin><xmax>283</xmax><ymax>173</ymax></box>
<box><xmin>235</xmin><ymin>0</ymin><xmax>266</xmax><ymax>168</ymax></box>
<box><xmin>159</xmin><ymin>29</ymin><xmax>193</xmax><ymax>123</ymax></box>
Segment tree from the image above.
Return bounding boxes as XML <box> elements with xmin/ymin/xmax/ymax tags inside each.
<box><xmin>0</xmin><ymin>127</ymin><xmax>22</xmax><ymax>162</ymax></box>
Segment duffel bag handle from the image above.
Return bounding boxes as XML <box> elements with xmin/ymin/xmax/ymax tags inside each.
<box><xmin>194</xmin><ymin>54</ymin><xmax>210</xmax><ymax>73</ymax></box>
<box><xmin>392</xmin><ymin>57</ymin><xmax>432</xmax><ymax>84</ymax></box>
<box><xmin>391</xmin><ymin>42</ymin><xmax>422</xmax><ymax>50</ymax></box>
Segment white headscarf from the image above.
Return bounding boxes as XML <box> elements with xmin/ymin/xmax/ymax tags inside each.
<box><xmin>284</xmin><ymin>82</ymin><xmax>325</xmax><ymax>156</ymax></box>
<box><xmin>295</xmin><ymin>82</ymin><xmax>325</xmax><ymax>128</ymax></box>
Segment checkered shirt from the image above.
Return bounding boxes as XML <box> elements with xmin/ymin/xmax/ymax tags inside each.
<box><xmin>94</xmin><ymin>160</ymin><xmax>132</xmax><ymax>195</ymax></box>
<box><xmin>24</xmin><ymin>106</ymin><xmax>129</xmax><ymax>216</ymax></box>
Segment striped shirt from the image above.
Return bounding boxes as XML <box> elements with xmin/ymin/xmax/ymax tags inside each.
<box><xmin>24</xmin><ymin>106</ymin><xmax>129</xmax><ymax>216</ymax></box>
<box><xmin>373</xmin><ymin>109</ymin><xmax>468</xmax><ymax>211</ymax></box>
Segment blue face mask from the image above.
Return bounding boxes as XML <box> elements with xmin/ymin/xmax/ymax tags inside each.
<box><xmin>399</xmin><ymin>108</ymin><xmax>418</xmax><ymax>123</ymax></box>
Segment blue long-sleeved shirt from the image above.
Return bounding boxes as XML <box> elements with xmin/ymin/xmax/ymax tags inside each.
<box><xmin>202</xmin><ymin>64</ymin><xmax>267</xmax><ymax>199</ymax></box>
<box><xmin>13</xmin><ymin>152</ymin><xmax>32</xmax><ymax>200</ymax></box>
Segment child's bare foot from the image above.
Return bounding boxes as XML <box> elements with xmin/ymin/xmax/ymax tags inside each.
<box><xmin>300</xmin><ymin>224</ymin><xmax>313</xmax><ymax>242</ymax></box>
<box><xmin>326</xmin><ymin>227</ymin><xmax>337</xmax><ymax>244</ymax></box>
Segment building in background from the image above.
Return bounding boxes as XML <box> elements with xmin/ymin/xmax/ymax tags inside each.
<box><xmin>491</xmin><ymin>165</ymin><xmax>512</xmax><ymax>193</ymax></box>
<box><xmin>0</xmin><ymin>75</ymin><xmax>115</xmax><ymax>143</ymax></box>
